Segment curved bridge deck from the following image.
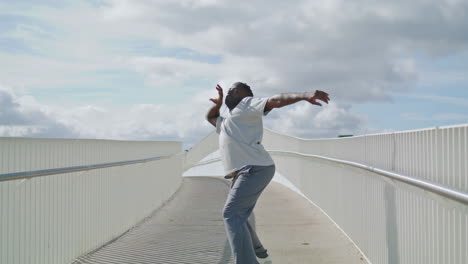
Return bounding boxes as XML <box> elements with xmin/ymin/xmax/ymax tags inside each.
<box><xmin>72</xmin><ymin>176</ymin><xmax>367</xmax><ymax>264</ymax></box>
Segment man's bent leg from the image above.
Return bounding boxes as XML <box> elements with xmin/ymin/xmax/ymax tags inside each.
<box><xmin>231</xmin><ymin>167</ymin><xmax>272</xmax><ymax>255</ymax></box>
<box><xmin>232</xmin><ymin>176</ymin><xmax>266</xmax><ymax>254</ymax></box>
<box><xmin>246</xmin><ymin>218</ymin><xmax>268</xmax><ymax>258</ymax></box>
<box><xmin>223</xmin><ymin>165</ymin><xmax>275</xmax><ymax>264</ymax></box>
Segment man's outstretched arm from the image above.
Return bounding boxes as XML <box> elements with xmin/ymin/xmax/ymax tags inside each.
<box><xmin>206</xmin><ymin>84</ymin><xmax>223</xmax><ymax>127</ymax></box>
<box><xmin>264</xmin><ymin>90</ymin><xmax>330</xmax><ymax>112</ymax></box>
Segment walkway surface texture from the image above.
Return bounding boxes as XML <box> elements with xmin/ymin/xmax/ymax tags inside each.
<box><xmin>72</xmin><ymin>176</ymin><xmax>368</xmax><ymax>264</ymax></box>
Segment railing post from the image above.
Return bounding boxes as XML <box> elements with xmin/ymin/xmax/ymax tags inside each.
<box><xmin>392</xmin><ymin>132</ymin><xmax>396</xmax><ymax>172</ymax></box>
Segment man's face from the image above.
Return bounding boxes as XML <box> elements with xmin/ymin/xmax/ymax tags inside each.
<box><xmin>225</xmin><ymin>84</ymin><xmax>245</xmax><ymax>110</ymax></box>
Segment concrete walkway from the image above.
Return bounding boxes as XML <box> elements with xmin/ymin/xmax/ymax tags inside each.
<box><xmin>254</xmin><ymin>178</ymin><xmax>368</xmax><ymax>264</ymax></box>
<box><xmin>72</xmin><ymin>176</ymin><xmax>368</xmax><ymax>264</ymax></box>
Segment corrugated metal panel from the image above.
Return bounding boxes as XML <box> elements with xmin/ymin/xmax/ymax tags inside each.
<box><xmin>267</xmin><ymin>152</ymin><xmax>468</xmax><ymax>264</ymax></box>
<box><xmin>264</xmin><ymin>124</ymin><xmax>468</xmax><ymax>193</ymax></box>
<box><xmin>262</xmin><ymin>125</ymin><xmax>468</xmax><ymax>264</ymax></box>
<box><xmin>0</xmin><ymin>138</ymin><xmax>183</xmax><ymax>264</ymax></box>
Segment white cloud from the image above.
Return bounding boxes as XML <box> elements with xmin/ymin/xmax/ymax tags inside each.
<box><xmin>56</xmin><ymin>98</ymin><xmax>216</xmax><ymax>147</ymax></box>
<box><xmin>1</xmin><ymin>0</ymin><xmax>468</xmax><ymax>144</ymax></box>
<box><xmin>0</xmin><ymin>84</ymin><xmax>215</xmax><ymax>146</ymax></box>
<box><xmin>1</xmin><ymin>84</ymin><xmax>371</xmax><ymax>146</ymax></box>
<box><xmin>265</xmin><ymin>102</ymin><xmax>368</xmax><ymax>139</ymax></box>
<box><xmin>128</xmin><ymin>57</ymin><xmax>217</xmax><ymax>86</ymax></box>
<box><xmin>89</xmin><ymin>0</ymin><xmax>467</xmax><ymax>103</ymax></box>
<box><xmin>5</xmin><ymin>0</ymin><xmax>467</xmax><ymax>99</ymax></box>
<box><xmin>0</xmin><ymin>85</ymin><xmax>79</xmax><ymax>138</ymax></box>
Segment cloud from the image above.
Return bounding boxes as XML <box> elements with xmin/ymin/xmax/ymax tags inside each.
<box><xmin>265</xmin><ymin>102</ymin><xmax>368</xmax><ymax>138</ymax></box>
<box><xmin>1</xmin><ymin>84</ymin><xmax>371</xmax><ymax>146</ymax></box>
<box><xmin>53</xmin><ymin>97</ymin><xmax>217</xmax><ymax>147</ymax></box>
<box><xmin>2</xmin><ymin>0</ymin><xmax>467</xmax><ymax>100</ymax></box>
<box><xmin>0</xmin><ymin>84</ymin><xmax>215</xmax><ymax>146</ymax></box>
<box><xmin>90</xmin><ymin>0</ymin><xmax>467</xmax><ymax>103</ymax></box>
<box><xmin>128</xmin><ymin>56</ymin><xmax>217</xmax><ymax>87</ymax></box>
<box><xmin>0</xmin><ymin>85</ymin><xmax>78</xmax><ymax>138</ymax></box>
<box><xmin>1</xmin><ymin>0</ymin><xmax>467</xmax><ymax>144</ymax></box>
<box><xmin>4</xmin><ymin>0</ymin><xmax>468</xmax><ymax>102</ymax></box>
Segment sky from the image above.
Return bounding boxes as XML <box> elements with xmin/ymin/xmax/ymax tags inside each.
<box><xmin>0</xmin><ymin>0</ymin><xmax>467</xmax><ymax>148</ymax></box>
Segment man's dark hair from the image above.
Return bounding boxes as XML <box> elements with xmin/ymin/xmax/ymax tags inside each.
<box><xmin>235</xmin><ymin>82</ymin><xmax>253</xmax><ymax>97</ymax></box>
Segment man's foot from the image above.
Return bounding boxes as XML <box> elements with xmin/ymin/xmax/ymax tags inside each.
<box><xmin>256</xmin><ymin>255</ymin><xmax>272</xmax><ymax>264</ymax></box>
<box><xmin>255</xmin><ymin>248</ymin><xmax>272</xmax><ymax>264</ymax></box>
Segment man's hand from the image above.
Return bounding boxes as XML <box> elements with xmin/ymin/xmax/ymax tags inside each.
<box><xmin>306</xmin><ymin>90</ymin><xmax>330</xmax><ymax>106</ymax></box>
<box><xmin>209</xmin><ymin>84</ymin><xmax>223</xmax><ymax>107</ymax></box>
<box><xmin>206</xmin><ymin>84</ymin><xmax>224</xmax><ymax>127</ymax></box>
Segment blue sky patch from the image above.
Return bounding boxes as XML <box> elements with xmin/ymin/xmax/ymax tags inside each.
<box><xmin>0</xmin><ymin>38</ymin><xmax>39</xmax><ymax>55</ymax></box>
<box><xmin>0</xmin><ymin>14</ymin><xmax>58</xmax><ymax>56</ymax></box>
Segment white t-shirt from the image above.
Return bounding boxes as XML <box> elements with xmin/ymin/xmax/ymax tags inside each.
<box><xmin>216</xmin><ymin>96</ymin><xmax>275</xmax><ymax>176</ymax></box>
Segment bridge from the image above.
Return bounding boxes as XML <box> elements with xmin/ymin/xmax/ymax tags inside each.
<box><xmin>1</xmin><ymin>124</ymin><xmax>467</xmax><ymax>264</ymax></box>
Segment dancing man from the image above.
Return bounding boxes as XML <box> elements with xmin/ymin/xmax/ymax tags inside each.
<box><xmin>206</xmin><ymin>82</ymin><xmax>330</xmax><ymax>264</ymax></box>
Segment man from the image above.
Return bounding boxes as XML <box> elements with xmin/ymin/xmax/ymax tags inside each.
<box><xmin>206</xmin><ymin>82</ymin><xmax>330</xmax><ymax>264</ymax></box>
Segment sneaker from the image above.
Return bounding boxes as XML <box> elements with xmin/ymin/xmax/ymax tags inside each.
<box><xmin>255</xmin><ymin>247</ymin><xmax>268</xmax><ymax>258</ymax></box>
<box><xmin>255</xmin><ymin>247</ymin><xmax>272</xmax><ymax>264</ymax></box>
<box><xmin>256</xmin><ymin>255</ymin><xmax>272</xmax><ymax>264</ymax></box>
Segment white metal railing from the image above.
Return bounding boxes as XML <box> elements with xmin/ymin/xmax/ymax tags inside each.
<box><xmin>264</xmin><ymin>125</ymin><xmax>468</xmax><ymax>264</ymax></box>
<box><xmin>0</xmin><ymin>154</ymin><xmax>176</xmax><ymax>182</ymax></box>
<box><xmin>0</xmin><ymin>137</ymin><xmax>183</xmax><ymax>264</ymax></box>
<box><xmin>188</xmin><ymin>124</ymin><xmax>468</xmax><ymax>264</ymax></box>
<box><xmin>264</xmin><ymin>124</ymin><xmax>468</xmax><ymax>193</ymax></box>
<box><xmin>184</xmin><ymin>150</ymin><xmax>468</xmax><ymax>205</ymax></box>
<box><xmin>2</xmin><ymin>123</ymin><xmax>466</xmax><ymax>264</ymax></box>
<box><xmin>267</xmin><ymin>150</ymin><xmax>468</xmax><ymax>264</ymax></box>
<box><xmin>268</xmin><ymin>150</ymin><xmax>468</xmax><ymax>206</ymax></box>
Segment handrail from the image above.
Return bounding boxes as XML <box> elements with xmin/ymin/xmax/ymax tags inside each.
<box><xmin>268</xmin><ymin>150</ymin><xmax>468</xmax><ymax>206</ymax></box>
<box><xmin>184</xmin><ymin>149</ymin><xmax>468</xmax><ymax>205</ymax></box>
<box><xmin>0</xmin><ymin>152</ymin><xmax>183</xmax><ymax>182</ymax></box>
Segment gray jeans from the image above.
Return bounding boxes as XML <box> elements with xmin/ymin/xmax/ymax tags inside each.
<box><xmin>222</xmin><ymin>165</ymin><xmax>276</xmax><ymax>264</ymax></box>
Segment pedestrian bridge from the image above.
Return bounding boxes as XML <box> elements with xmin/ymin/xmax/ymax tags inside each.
<box><xmin>1</xmin><ymin>125</ymin><xmax>467</xmax><ymax>264</ymax></box>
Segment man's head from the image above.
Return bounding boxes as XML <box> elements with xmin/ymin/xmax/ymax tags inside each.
<box><xmin>225</xmin><ymin>82</ymin><xmax>253</xmax><ymax>110</ymax></box>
